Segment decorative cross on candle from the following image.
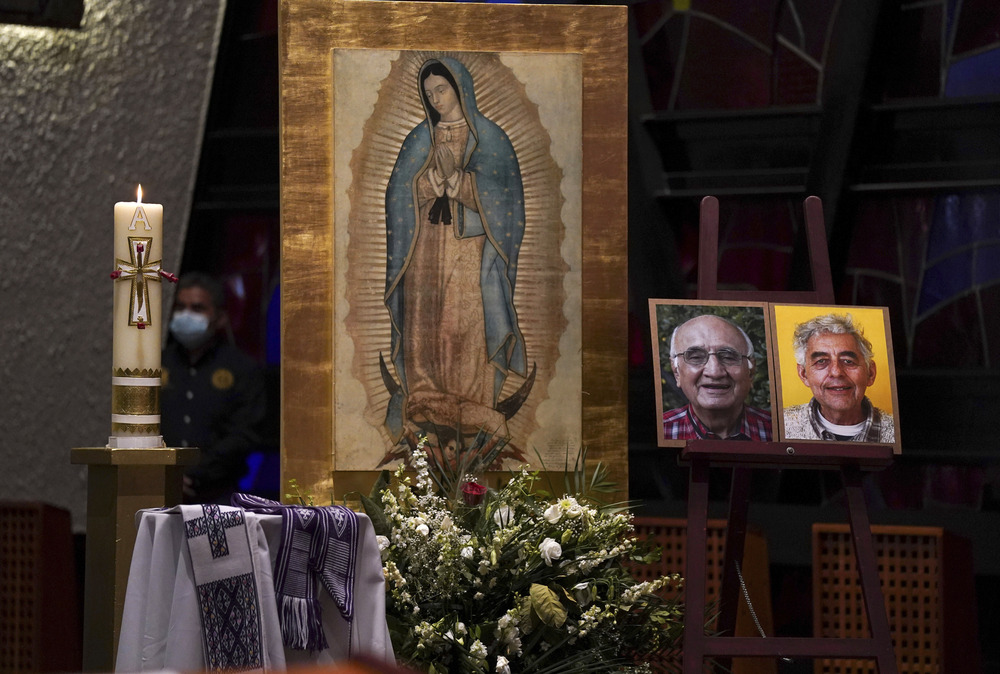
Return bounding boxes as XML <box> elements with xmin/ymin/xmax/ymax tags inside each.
<box><xmin>113</xmin><ymin>237</ymin><xmax>163</xmax><ymax>328</ymax></box>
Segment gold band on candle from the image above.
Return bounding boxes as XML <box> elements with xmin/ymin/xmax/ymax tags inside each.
<box><xmin>111</xmin><ymin>385</ymin><xmax>161</xmax><ymax>416</ymax></box>
<box><xmin>113</xmin><ymin>367</ymin><xmax>162</xmax><ymax>379</ymax></box>
<box><xmin>111</xmin><ymin>422</ymin><xmax>162</xmax><ymax>435</ymax></box>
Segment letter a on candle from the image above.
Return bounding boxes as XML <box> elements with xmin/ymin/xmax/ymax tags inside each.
<box><xmin>129</xmin><ymin>206</ymin><xmax>153</xmax><ymax>231</ymax></box>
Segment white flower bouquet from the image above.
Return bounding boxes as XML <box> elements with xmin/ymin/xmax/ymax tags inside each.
<box><xmin>358</xmin><ymin>438</ymin><xmax>684</xmax><ymax>673</ymax></box>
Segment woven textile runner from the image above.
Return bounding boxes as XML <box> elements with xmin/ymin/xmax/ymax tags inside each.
<box><xmin>231</xmin><ymin>493</ymin><xmax>359</xmax><ymax>652</ymax></box>
<box><xmin>181</xmin><ymin>504</ymin><xmax>264</xmax><ymax>671</ymax></box>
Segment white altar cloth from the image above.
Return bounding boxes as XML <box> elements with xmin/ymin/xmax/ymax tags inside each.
<box><xmin>116</xmin><ymin>507</ymin><xmax>394</xmax><ymax>671</ymax></box>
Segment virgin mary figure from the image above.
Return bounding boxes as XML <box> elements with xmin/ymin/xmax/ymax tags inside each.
<box><xmin>383</xmin><ymin>57</ymin><xmax>528</xmax><ymax>448</ymax></box>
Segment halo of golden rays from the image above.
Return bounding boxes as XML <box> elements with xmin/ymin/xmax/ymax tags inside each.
<box><xmin>344</xmin><ymin>51</ymin><xmax>570</xmax><ymax>465</ymax></box>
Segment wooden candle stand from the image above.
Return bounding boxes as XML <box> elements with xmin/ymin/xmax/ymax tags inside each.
<box><xmin>71</xmin><ymin>446</ymin><xmax>198</xmax><ymax>672</ymax></box>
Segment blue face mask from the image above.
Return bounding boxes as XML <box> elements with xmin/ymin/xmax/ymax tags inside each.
<box><xmin>169</xmin><ymin>310</ymin><xmax>212</xmax><ymax>349</ymax></box>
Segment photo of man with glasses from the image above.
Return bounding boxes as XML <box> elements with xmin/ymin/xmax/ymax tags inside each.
<box><xmin>649</xmin><ymin>301</ymin><xmax>774</xmax><ymax>446</ymax></box>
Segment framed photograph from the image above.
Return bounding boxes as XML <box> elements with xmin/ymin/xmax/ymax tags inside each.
<box><xmin>648</xmin><ymin>299</ymin><xmax>775</xmax><ymax>448</ymax></box>
<box><xmin>280</xmin><ymin>0</ymin><xmax>629</xmax><ymax>498</ymax></box>
<box><xmin>771</xmin><ymin>304</ymin><xmax>901</xmax><ymax>451</ymax></box>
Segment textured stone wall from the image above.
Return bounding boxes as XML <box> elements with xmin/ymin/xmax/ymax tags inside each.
<box><xmin>0</xmin><ymin>1</ymin><xmax>225</xmax><ymax>529</ymax></box>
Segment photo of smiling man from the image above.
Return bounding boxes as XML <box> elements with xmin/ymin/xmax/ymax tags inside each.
<box><xmin>649</xmin><ymin>301</ymin><xmax>774</xmax><ymax>447</ymax></box>
<box><xmin>773</xmin><ymin>305</ymin><xmax>899</xmax><ymax>447</ymax></box>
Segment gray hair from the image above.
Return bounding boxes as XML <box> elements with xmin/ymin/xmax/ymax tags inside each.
<box><xmin>792</xmin><ymin>313</ymin><xmax>874</xmax><ymax>368</ymax></box>
<box><xmin>670</xmin><ymin>314</ymin><xmax>755</xmax><ymax>362</ymax></box>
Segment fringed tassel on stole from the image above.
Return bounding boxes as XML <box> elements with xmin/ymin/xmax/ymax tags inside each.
<box><xmin>231</xmin><ymin>494</ymin><xmax>358</xmax><ymax>653</ymax></box>
<box><xmin>279</xmin><ymin>594</ymin><xmax>329</xmax><ymax>651</ymax></box>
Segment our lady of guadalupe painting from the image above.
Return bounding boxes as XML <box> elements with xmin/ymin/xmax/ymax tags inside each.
<box><xmin>333</xmin><ymin>50</ymin><xmax>583</xmax><ymax>471</ymax></box>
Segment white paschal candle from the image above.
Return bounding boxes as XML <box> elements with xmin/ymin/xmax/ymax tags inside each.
<box><xmin>109</xmin><ymin>185</ymin><xmax>166</xmax><ymax>448</ymax></box>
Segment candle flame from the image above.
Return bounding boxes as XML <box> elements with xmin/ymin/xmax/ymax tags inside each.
<box><xmin>136</xmin><ymin>184</ymin><xmax>143</xmax><ymax>204</ymax></box>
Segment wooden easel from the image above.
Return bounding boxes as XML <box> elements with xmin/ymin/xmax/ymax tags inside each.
<box><xmin>681</xmin><ymin>196</ymin><xmax>898</xmax><ymax>673</ymax></box>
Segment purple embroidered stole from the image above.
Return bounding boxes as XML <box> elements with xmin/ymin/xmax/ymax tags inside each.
<box><xmin>180</xmin><ymin>504</ymin><xmax>263</xmax><ymax>672</ymax></box>
<box><xmin>231</xmin><ymin>493</ymin><xmax>359</xmax><ymax>651</ymax></box>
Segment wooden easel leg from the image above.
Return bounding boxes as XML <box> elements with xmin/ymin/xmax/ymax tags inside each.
<box><xmin>718</xmin><ymin>467</ymin><xmax>751</xmax><ymax>637</ymax></box>
<box><xmin>715</xmin><ymin>467</ymin><xmax>752</xmax><ymax>672</ymax></box>
<box><xmin>841</xmin><ymin>465</ymin><xmax>898</xmax><ymax>674</ymax></box>
<box><xmin>683</xmin><ymin>459</ymin><xmax>711</xmax><ymax>674</ymax></box>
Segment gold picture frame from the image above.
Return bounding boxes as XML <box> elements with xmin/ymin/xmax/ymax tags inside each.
<box><xmin>279</xmin><ymin>0</ymin><xmax>629</xmax><ymax>500</ymax></box>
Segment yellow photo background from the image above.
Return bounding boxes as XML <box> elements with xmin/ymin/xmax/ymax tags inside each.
<box><xmin>773</xmin><ymin>305</ymin><xmax>894</xmax><ymax>413</ymax></box>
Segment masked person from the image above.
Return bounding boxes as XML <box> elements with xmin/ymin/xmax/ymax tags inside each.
<box><xmin>161</xmin><ymin>272</ymin><xmax>266</xmax><ymax>503</ymax></box>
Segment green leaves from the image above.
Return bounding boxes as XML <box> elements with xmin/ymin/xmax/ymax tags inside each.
<box><xmin>360</xmin><ymin>470</ymin><xmax>392</xmax><ymax>537</ymax></box>
<box><xmin>420</xmin><ymin>426</ymin><xmax>511</xmax><ymax>504</ymax></box>
<box><xmin>360</xmin><ymin>492</ymin><xmax>390</xmax><ymax>537</ymax></box>
<box><xmin>284</xmin><ymin>478</ymin><xmax>314</xmax><ymax>506</ymax></box>
<box><xmin>530</xmin><ymin>583</ymin><xmax>567</xmax><ymax>628</ymax></box>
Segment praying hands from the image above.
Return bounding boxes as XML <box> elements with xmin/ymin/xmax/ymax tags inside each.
<box><xmin>434</xmin><ymin>143</ymin><xmax>457</xmax><ymax>178</ymax></box>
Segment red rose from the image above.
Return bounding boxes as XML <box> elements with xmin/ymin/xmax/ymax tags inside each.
<box><xmin>462</xmin><ymin>481</ymin><xmax>487</xmax><ymax>506</ymax></box>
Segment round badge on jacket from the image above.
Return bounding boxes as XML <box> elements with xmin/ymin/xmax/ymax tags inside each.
<box><xmin>212</xmin><ymin>368</ymin><xmax>235</xmax><ymax>390</ymax></box>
